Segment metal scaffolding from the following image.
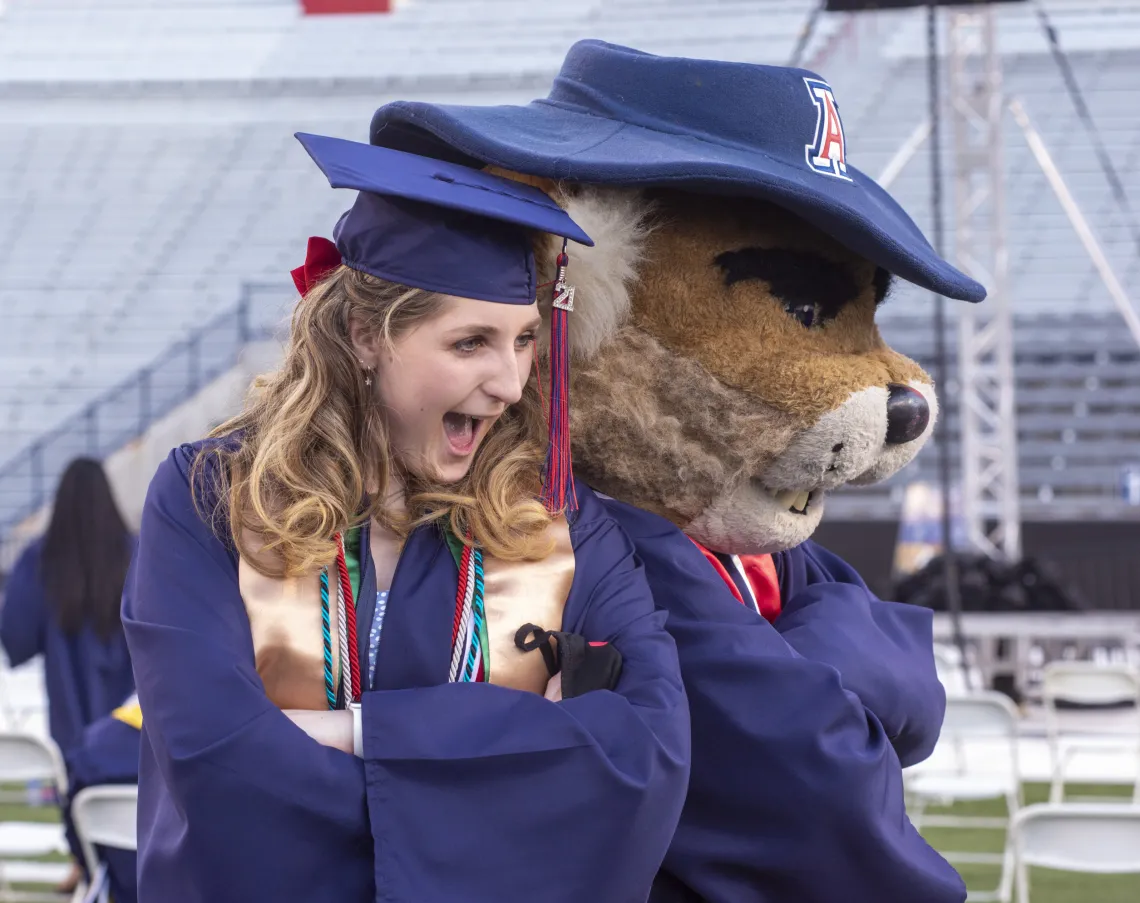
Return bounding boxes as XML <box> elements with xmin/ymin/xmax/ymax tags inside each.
<box><xmin>948</xmin><ymin>8</ymin><xmax>1021</xmax><ymax>562</ymax></box>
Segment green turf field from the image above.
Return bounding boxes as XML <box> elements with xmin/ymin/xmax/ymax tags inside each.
<box><xmin>0</xmin><ymin>789</ymin><xmax>70</xmax><ymax>894</ymax></box>
<box><xmin>920</xmin><ymin>782</ymin><xmax>1140</xmax><ymax>902</ymax></box>
<box><xmin>0</xmin><ymin>797</ymin><xmax>62</xmax><ymax>825</ymax></box>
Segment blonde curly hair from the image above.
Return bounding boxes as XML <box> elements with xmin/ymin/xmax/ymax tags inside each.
<box><xmin>196</xmin><ymin>265</ymin><xmax>553</xmax><ymax>578</ymax></box>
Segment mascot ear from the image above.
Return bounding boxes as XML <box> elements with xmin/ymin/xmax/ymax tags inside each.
<box><xmin>489</xmin><ymin>168</ymin><xmax>655</xmax><ymax>360</ymax></box>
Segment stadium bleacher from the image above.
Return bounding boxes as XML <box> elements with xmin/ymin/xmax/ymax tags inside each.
<box><xmin>0</xmin><ymin>0</ymin><xmax>1138</xmax><ymax>538</ymax></box>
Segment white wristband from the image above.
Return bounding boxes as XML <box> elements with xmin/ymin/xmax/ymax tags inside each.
<box><xmin>349</xmin><ymin>702</ymin><xmax>363</xmax><ymax>757</ymax></box>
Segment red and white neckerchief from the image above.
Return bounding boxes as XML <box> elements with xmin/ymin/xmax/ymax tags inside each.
<box><xmin>690</xmin><ymin>539</ymin><xmax>782</xmax><ymax>623</ymax></box>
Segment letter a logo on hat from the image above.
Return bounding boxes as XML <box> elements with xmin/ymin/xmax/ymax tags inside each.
<box><xmin>804</xmin><ymin>78</ymin><xmax>852</xmax><ymax>182</ymax></box>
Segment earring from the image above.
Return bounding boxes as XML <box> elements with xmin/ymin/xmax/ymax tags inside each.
<box><xmin>359</xmin><ymin>359</ymin><xmax>373</xmax><ymax>388</ymax></box>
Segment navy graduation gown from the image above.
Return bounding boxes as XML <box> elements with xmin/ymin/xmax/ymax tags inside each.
<box><xmin>772</xmin><ymin>539</ymin><xmax>946</xmax><ymax>766</ymax></box>
<box><xmin>123</xmin><ymin>443</ymin><xmax>689</xmax><ymax>903</ymax></box>
<box><xmin>0</xmin><ymin>538</ymin><xmax>135</xmax><ymax>758</ymax></box>
<box><xmin>601</xmin><ymin>498</ymin><xmax>964</xmax><ymax>903</ymax></box>
<box><xmin>65</xmin><ymin>707</ymin><xmax>141</xmax><ymax>903</ymax></box>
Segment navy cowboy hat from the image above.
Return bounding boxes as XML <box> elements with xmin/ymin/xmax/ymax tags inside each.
<box><xmin>369</xmin><ymin>39</ymin><xmax>985</xmax><ymax>303</ymax></box>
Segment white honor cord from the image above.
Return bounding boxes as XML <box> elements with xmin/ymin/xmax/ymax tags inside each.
<box><xmin>448</xmin><ymin>554</ymin><xmax>477</xmax><ymax>682</ymax></box>
<box><xmin>337</xmin><ymin>577</ymin><xmax>350</xmax><ymax>703</ymax></box>
<box><xmin>349</xmin><ymin>702</ymin><xmax>362</xmax><ymax>757</ymax></box>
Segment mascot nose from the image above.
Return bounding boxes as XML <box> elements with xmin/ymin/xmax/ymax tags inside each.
<box><xmin>885</xmin><ymin>384</ymin><xmax>930</xmax><ymax>445</ymax></box>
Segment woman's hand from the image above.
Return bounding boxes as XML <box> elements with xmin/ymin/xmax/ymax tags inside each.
<box><xmin>284</xmin><ymin>709</ymin><xmax>354</xmax><ymax>753</ymax></box>
<box><xmin>544</xmin><ymin>673</ymin><xmax>563</xmax><ymax>702</ymax></box>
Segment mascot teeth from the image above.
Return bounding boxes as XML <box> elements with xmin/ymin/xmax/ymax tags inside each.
<box><xmin>773</xmin><ymin>490</ymin><xmax>812</xmax><ymax>514</ymax></box>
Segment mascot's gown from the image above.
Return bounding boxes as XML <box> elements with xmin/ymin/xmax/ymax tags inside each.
<box><xmin>122</xmin><ymin>443</ymin><xmax>689</xmax><ymax>903</ymax></box>
<box><xmin>604</xmin><ymin>499</ymin><xmax>967</xmax><ymax>903</ymax></box>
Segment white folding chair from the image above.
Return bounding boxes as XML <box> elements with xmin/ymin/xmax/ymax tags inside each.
<box><xmin>0</xmin><ymin>733</ymin><xmax>71</xmax><ymax>902</ymax></box>
<box><xmin>907</xmin><ymin>692</ymin><xmax>1022</xmax><ymax>902</ymax></box>
<box><xmin>0</xmin><ymin>658</ymin><xmax>50</xmax><ymax>747</ymax></box>
<box><xmin>69</xmin><ymin>786</ymin><xmax>137</xmax><ymax>903</ymax></box>
<box><xmin>1012</xmin><ymin>803</ymin><xmax>1140</xmax><ymax>903</ymax></box>
<box><xmin>934</xmin><ymin>643</ymin><xmax>971</xmax><ymax>696</ymax></box>
<box><xmin>1041</xmin><ymin>662</ymin><xmax>1140</xmax><ymax>804</ymax></box>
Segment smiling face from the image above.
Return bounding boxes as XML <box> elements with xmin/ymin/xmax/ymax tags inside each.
<box><xmin>551</xmin><ymin>187</ymin><xmax>938</xmax><ymax>554</ymax></box>
<box><xmin>356</xmin><ymin>294</ymin><xmax>541</xmax><ymax>484</ymax></box>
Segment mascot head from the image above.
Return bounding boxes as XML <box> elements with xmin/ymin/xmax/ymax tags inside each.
<box><xmin>370</xmin><ymin>40</ymin><xmax>985</xmax><ymax>555</ymax></box>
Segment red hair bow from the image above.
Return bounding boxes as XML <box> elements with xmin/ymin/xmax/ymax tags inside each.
<box><xmin>290</xmin><ymin>236</ymin><xmax>342</xmax><ymax>296</ymax></box>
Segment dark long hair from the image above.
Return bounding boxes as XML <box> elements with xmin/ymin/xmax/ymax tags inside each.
<box><xmin>40</xmin><ymin>458</ymin><xmax>131</xmax><ymax>640</ymax></box>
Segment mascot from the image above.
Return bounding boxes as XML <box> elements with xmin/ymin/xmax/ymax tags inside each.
<box><xmin>371</xmin><ymin>40</ymin><xmax>982</xmax><ymax>903</ymax></box>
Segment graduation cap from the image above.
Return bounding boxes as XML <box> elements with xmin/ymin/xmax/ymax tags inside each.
<box><xmin>292</xmin><ymin>132</ymin><xmax>593</xmax><ymax>515</ymax></box>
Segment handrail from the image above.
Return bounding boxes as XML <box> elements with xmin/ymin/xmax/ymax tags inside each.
<box><xmin>0</xmin><ymin>282</ymin><xmax>290</xmax><ymax>537</ymax></box>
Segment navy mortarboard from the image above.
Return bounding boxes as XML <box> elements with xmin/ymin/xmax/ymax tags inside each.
<box><xmin>292</xmin><ymin>133</ymin><xmax>593</xmax><ymax>514</ymax></box>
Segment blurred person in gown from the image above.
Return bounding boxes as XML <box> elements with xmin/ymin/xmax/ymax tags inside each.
<box><xmin>0</xmin><ymin>457</ymin><xmax>135</xmax><ymax>890</ymax></box>
<box><xmin>64</xmin><ymin>693</ymin><xmax>141</xmax><ymax>903</ymax></box>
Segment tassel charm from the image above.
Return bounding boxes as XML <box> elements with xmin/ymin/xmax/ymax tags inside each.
<box><xmin>541</xmin><ymin>243</ymin><xmax>579</xmax><ymax>518</ymax></box>
<box><xmin>552</xmin><ymin>266</ymin><xmax>575</xmax><ymax>312</ymax></box>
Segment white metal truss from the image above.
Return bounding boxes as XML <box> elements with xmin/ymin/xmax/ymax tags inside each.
<box><xmin>948</xmin><ymin>9</ymin><xmax>1021</xmax><ymax>562</ymax></box>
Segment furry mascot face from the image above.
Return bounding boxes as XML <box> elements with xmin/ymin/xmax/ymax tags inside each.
<box><xmin>368</xmin><ymin>41</ymin><xmax>985</xmax><ymax>557</ymax></box>
<box><xmin>524</xmin><ymin>182</ymin><xmax>938</xmax><ymax>555</ymax></box>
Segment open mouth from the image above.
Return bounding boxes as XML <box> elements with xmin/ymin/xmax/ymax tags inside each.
<box><xmin>442</xmin><ymin>412</ymin><xmax>486</xmax><ymax>456</ymax></box>
<box><xmin>772</xmin><ymin>489</ymin><xmax>813</xmax><ymax>516</ymax></box>
<box><xmin>762</xmin><ymin>486</ymin><xmax>818</xmax><ymax>516</ymax></box>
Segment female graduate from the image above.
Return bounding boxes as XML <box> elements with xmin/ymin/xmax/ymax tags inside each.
<box><xmin>1</xmin><ymin>457</ymin><xmax>135</xmax><ymax>893</ymax></box>
<box><xmin>1</xmin><ymin>458</ymin><xmax>134</xmax><ymax>759</ymax></box>
<box><xmin>122</xmin><ymin>134</ymin><xmax>689</xmax><ymax>903</ymax></box>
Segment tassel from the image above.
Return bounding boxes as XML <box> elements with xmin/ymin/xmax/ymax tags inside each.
<box><xmin>541</xmin><ymin>241</ymin><xmax>578</xmax><ymax>517</ymax></box>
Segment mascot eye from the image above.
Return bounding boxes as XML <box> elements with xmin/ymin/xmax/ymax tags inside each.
<box><xmin>784</xmin><ymin>301</ymin><xmax>822</xmax><ymax>328</ymax></box>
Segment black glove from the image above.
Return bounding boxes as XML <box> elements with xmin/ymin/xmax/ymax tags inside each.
<box><xmin>513</xmin><ymin>623</ymin><xmax>623</xmax><ymax>699</ymax></box>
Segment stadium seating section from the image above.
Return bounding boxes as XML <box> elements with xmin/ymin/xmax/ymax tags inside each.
<box><xmin>0</xmin><ymin>0</ymin><xmax>1137</xmax><ymax>531</ymax></box>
